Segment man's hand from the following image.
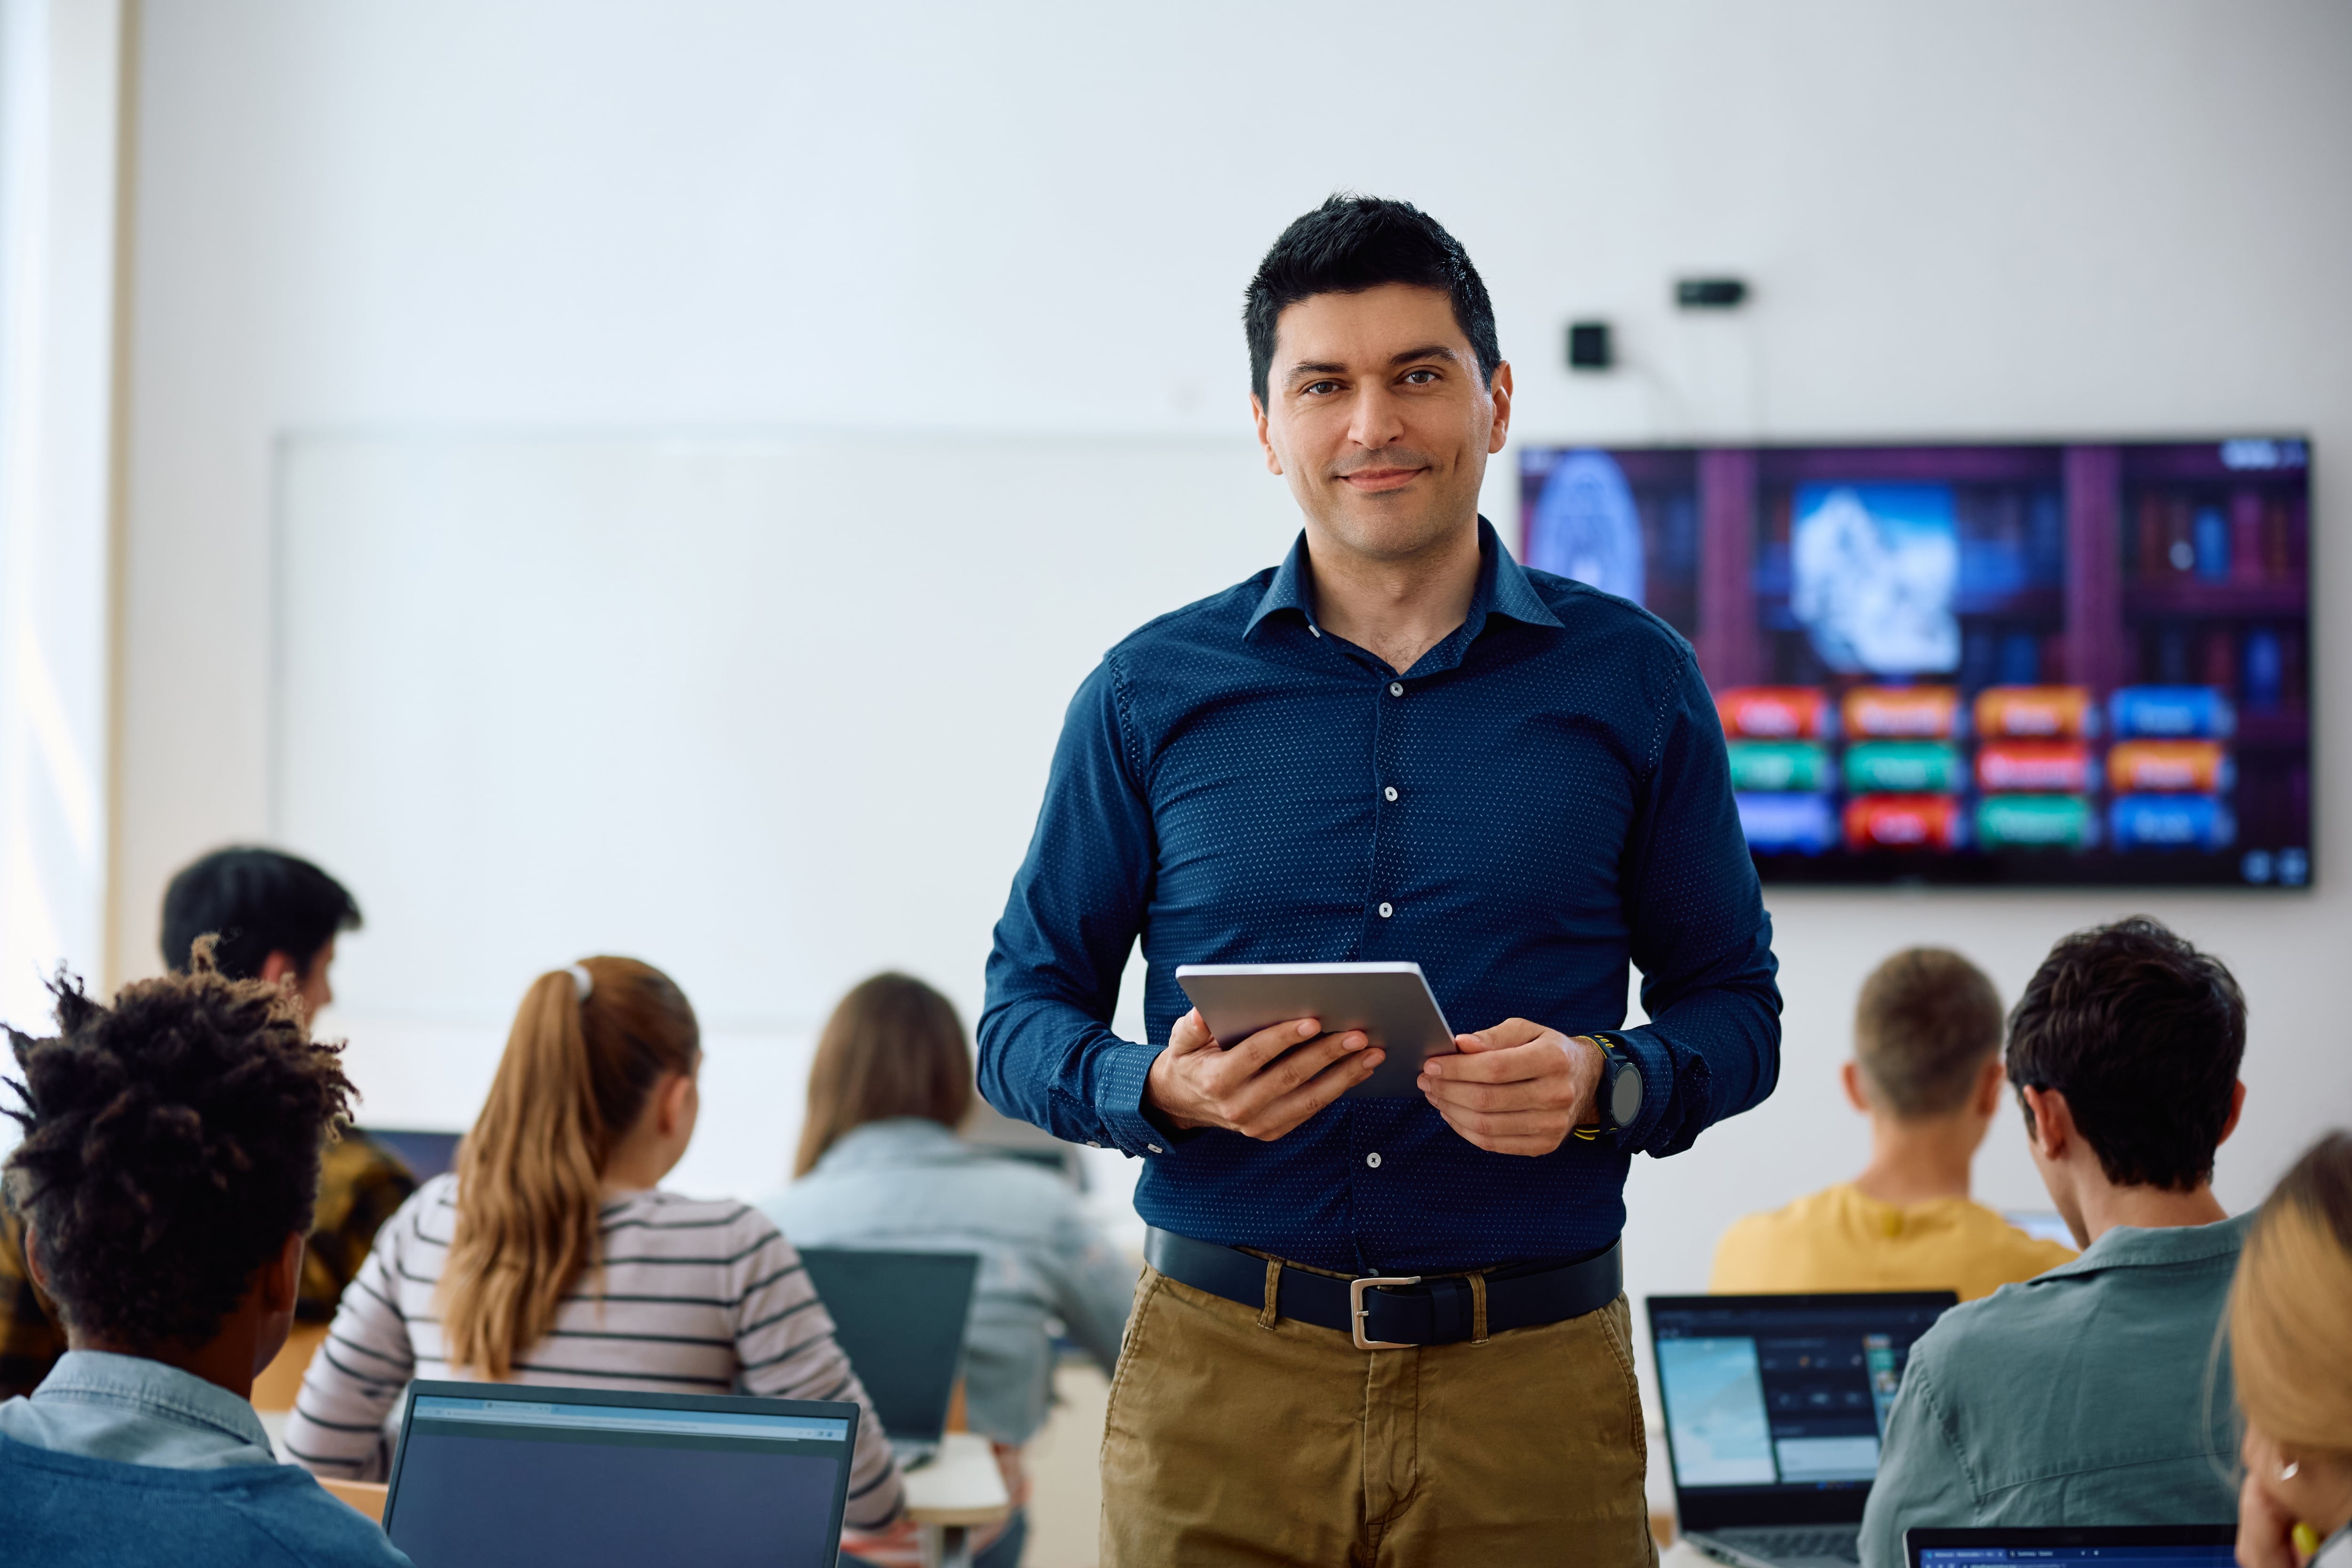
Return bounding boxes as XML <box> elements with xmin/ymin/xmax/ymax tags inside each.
<box><xmin>1418</xmin><ymin>1019</ymin><xmax>1603</xmax><ymax>1156</ymax></box>
<box><xmin>1145</xmin><ymin>1009</ymin><xmax>1383</xmax><ymax>1141</ymax></box>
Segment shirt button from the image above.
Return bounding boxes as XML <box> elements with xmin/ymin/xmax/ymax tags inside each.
<box><xmin>1366</xmin><ymin>1152</ymin><xmax>1383</xmax><ymax>1169</ymax></box>
<box><xmin>1147</xmin><ymin>1143</ymin><xmax>1164</xmax><ymax>1154</ymax></box>
<box><xmin>1389</xmin><ymin>682</ymin><xmax>1405</xmax><ymax>697</ymax></box>
<box><xmin>1378</xmin><ymin>901</ymin><xmax>1393</xmax><ymax>918</ymax></box>
<box><xmin>1384</xmin><ymin>786</ymin><xmax>1399</xmax><ymax>802</ymax></box>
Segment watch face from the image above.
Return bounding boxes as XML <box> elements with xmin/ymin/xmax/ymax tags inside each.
<box><xmin>1610</xmin><ymin>1062</ymin><xmax>1643</xmax><ymax>1127</ymax></box>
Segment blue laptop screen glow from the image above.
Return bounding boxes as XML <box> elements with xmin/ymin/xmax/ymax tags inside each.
<box><xmin>1918</xmin><ymin>1550</ymin><xmax>2235</xmax><ymax>1566</ymax></box>
<box><xmin>1652</xmin><ymin>1296</ymin><xmax>1951</xmax><ymax>1496</ymax></box>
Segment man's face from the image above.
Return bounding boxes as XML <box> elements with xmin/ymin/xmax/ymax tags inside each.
<box><xmin>1252</xmin><ymin>282</ymin><xmax>1511</xmax><ymax>564</ymax></box>
<box><xmin>296</xmin><ymin>938</ymin><xmax>336</xmax><ymax>1019</ymax></box>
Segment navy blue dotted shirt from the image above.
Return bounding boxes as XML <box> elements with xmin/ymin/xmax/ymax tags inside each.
<box><xmin>978</xmin><ymin>520</ymin><xmax>1781</xmax><ymax>1274</ymax></box>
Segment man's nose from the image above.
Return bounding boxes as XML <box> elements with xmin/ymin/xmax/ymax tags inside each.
<box><xmin>1347</xmin><ymin>382</ymin><xmax>1407</xmax><ymax>449</ymax></box>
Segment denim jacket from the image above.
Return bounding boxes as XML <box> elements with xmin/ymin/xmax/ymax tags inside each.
<box><xmin>762</xmin><ymin>1118</ymin><xmax>1135</xmax><ymax>1443</ymax></box>
<box><xmin>1858</xmin><ymin>1214</ymin><xmax>2251</xmax><ymax>1568</ymax></box>
<box><xmin>0</xmin><ymin>1350</ymin><xmax>411</xmax><ymax>1567</ymax></box>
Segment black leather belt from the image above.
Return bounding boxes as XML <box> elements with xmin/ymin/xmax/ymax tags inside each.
<box><xmin>1143</xmin><ymin>1226</ymin><xmax>1621</xmax><ymax>1349</ymax></box>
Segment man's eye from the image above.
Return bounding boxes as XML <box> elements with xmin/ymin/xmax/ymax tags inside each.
<box><xmin>1303</xmin><ymin>380</ymin><xmax>1341</xmax><ymax>396</ymax></box>
<box><xmin>1402</xmin><ymin>369</ymin><xmax>1438</xmax><ymax>385</ymax></box>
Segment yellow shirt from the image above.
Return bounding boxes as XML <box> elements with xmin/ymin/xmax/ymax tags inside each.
<box><xmin>1709</xmin><ymin>1182</ymin><xmax>2076</xmax><ymax>1302</ymax></box>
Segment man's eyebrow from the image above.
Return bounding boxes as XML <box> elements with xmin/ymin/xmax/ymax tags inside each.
<box><xmin>1282</xmin><ymin>345</ymin><xmax>1463</xmax><ymax>384</ymax></box>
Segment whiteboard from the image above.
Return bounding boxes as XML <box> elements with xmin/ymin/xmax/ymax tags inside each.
<box><xmin>274</xmin><ymin>431</ymin><xmax>1301</xmax><ymax>1202</ymax></box>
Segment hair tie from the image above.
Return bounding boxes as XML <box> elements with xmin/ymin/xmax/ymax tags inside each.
<box><xmin>567</xmin><ymin>963</ymin><xmax>594</xmax><ymax>1003</ymax></box>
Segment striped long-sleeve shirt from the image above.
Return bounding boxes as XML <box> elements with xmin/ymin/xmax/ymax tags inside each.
<box><xmin>282</xmin><ymin>1174</ymin><xmax>904</xmax><ymax>1528</ymax></box>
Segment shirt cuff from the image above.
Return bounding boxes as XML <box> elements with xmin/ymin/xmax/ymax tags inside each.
<box><xmin>1094</xmin><ymin>1041</ymin><xmax>1181</xmax><ymax>1159</ymax></box>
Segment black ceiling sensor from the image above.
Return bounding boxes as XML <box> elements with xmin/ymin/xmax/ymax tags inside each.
<box><xmin>1675</xmin><ymin>277</ymin><xmax>1749</xmax><ymax>309</ymax></box>
<box><xmin>1566</xmin><ymin>321</ymin><xmax>1612</xmax><ymax>371</ymax></box>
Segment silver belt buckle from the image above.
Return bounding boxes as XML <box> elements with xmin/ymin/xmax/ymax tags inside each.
<box><xmin>1349</xmin><ymin>1274</ymin><xmax>1423</xmax><ymax>1350</ymax></box>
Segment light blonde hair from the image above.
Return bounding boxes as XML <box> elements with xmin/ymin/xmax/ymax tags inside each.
<box><xmin>2228</xmin><ymin>1130</ymin><xmax>2352</xmax><ymax>1453</ymax></box>
<box><xmin>792</xmin><ymin>973</ymin><xmax>971</xmax><ymax>1178</ymax></box>
<box><xmin>440</xmin><ymin>956</ymin><xmax>699</xmax><ymax>1378</ymax></box>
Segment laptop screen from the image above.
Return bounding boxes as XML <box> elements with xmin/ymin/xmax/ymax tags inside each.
<box><xmin>1908</xmin><ymin>1526</ymin><xmax>2239</xmax><ymax>1567</ymax></box>
<box><xmin>798</xmin><ymin>1247</ymin><xmax>980</xmax><ymax>1444</ymax></box>
<box><xmin>1646</xmin><ymin>1291</ymin><xmax>1957</xmax><ymax>1529</ymax></box>
<box><xmin>383</xmin><ymin>1381</ymin><xmax>858</xmax><ymax>1568</ymax></box>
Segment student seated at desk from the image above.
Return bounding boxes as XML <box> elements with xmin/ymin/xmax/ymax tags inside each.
<box><xmin>0</xmin><ymin>949</ymin><xmax>410</xmax><ymax>1568</ymax></box>
<box><xmin>0</xmin><ymin>846</ymin><xmax>414</xmax><ymax>1401</ymax></box>
<box><xmin>2231</xmin><ymin>1131</ymin><xmax>2352</xmax><ymax>1568</ymax></box>
<box><xmin>284</xmin><ymin>957</ymin><xmax>909</xmax><ymax>1546</ymax></box>
<box><xmin>1856</xmin><ymin>917</ymin><xmax>2253</xmax><ymax>1568</ymax></box>
<box><xmin>1711</xmin><ymin>947</ymin><xmax>2074</xmax><ymax>1301</ymax></box>
<box><xmin>764</xmin><ymin>974</ymin><xmax>1136</xmax><ymax>1568</ymax></box>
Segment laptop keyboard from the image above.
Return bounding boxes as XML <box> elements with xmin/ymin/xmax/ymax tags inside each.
<box><xmin>1713</xmin><ymin>1526</ymin><xmax>1862</xmax><ymax>1563</ymax></box>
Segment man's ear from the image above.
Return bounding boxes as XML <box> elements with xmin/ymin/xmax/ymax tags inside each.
<box><xmin>23</xmin><ymin>1224</ymin><xmax>45</xmax><ymax>1295</ymax></box>
<box><xmin>1972</xmin><ymin>1057</ymin><xmax>2009</xmax><ymax>1118</ymax></box>
<box><xmin>2020</xmin><ymin>1085</ymin><xmax>2072</xmax><ymax>1161</ymax></box>
<box><xmin>258</xmin><ymin>950</ymin><xmax>301</xmax><ymax>987</ymax></box>
<box><xmin>2217</xmin><ymin>1080</ymin><xmax>2247</xmax><ymax>1148</ymax></box>
<box><xmin>1251</xmin><ymin>393</ymin><xmax>1283</xmax><ymax>476</ymax></box>
<box><xmin>1485</xmin><ymin>360</ymin><xmax>1514</xmax><ymax>453</ymax></box>
<box><xmin>262</xmin><ymin>1231</ymin><xmax>304</xmax><ymax>1315</ymax></box>
<box><xmin>1838</xmin><ymin>1061</ymin><xmax>1872</xmax><ymax>1115</ymax></box>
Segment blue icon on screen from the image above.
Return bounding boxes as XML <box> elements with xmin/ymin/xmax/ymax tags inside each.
<box><xmin>2241</xmin><ymin>850</ymin><xmax>2274</xmax><ymax>884</ymax></box>
<box><xmin>2278</xmin><ymin>848</ymin><xmax>2310</xmax><ymax>887</ymax></box>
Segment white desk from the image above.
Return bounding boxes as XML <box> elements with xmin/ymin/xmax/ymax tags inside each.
<box><xmin>902</xmin><ymin>1431</ymin><xmax>1012</xmax><ymax>1568</ymax></box>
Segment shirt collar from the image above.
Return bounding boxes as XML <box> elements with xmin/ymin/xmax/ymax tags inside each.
<box><xmin>32</xmin><ymin>1349</ymin><xmax>274</xmax><ymax>1456</ymax></box>
<box><xmin>813</xmin><ymin>1117</ymin><xmax>970</xmax><ymax>1173</ymax></box>
<box><xmin>2038</xmin><ymin>1209</ymin><xmax>2252</xmax><ymax>1281</ymax></box>
<box><xmin>1244</xmin><ymin>517</ymin><xmax>1564</xmax><ymax>646</ymax></box>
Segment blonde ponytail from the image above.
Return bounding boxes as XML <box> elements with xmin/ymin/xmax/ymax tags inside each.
<box><xmin>440</xmin><ymin>957</ymin><xmax>699</xmax><ymax>1378</ymax></box>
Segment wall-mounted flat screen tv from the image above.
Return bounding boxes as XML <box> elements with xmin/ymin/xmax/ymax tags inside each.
<box><xmin>1520</xmin><ymin>439</ymin><xmax>2311</xmax><ymax>887</ymax></box>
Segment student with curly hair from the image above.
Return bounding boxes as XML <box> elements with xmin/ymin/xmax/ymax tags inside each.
<box><xmin>0</xmin><ymin>952</ymin><xmax>410</xmax><ymax>1567</ymax></box>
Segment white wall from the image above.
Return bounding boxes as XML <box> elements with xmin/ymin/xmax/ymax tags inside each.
<box><xmin>0</xmin><ymin>0</ymin><xmax>122</xmax><ymax>1054</ymax></box>
<box><xmin>113</xmin><ymin>0</ymin><xmax>2352</xmax><ymax>1293</ymax></box>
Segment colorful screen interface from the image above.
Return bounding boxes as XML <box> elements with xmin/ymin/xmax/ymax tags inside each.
<box><xmin>1521</xmin><ymin>440</ymin><xmax>2312</xmax><ymax>886</ymax></box>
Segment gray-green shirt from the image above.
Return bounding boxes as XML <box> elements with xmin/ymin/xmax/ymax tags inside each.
<box><xmin>1859</xmin><ymin>1212</ymin><xmax>2249</xmax><ymax>1568</ymax></box>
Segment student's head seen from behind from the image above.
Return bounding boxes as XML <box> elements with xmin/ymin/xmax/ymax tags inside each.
<box><xmin>444</xmin><ymin>958</ymin><xmax>700</xmax><ymax>1380</ymax></box>
<box><xmin>1844</xmin><ymin>947</ymin><xmax>2007</xmax><ymax>1134</ymax></box>
<box><xmin>2229</xmin><ymin>1132</ymin><xmax>2352</xmax><ymax>1551</ymax></box>
<box><xmin>2005</xmin><ymin>915</ymin><xmax>2246</xmax><ymax>1242</ymax></box>
<box><xmin>2</xmin><ymin>945</ymin><xmax>354</xmax><ymax>1386</ymax></box>
<box><xmin>794</xmin><ymin>973</ymin><xmax>972</xmax><ymax>1179</ymax></box>
<box><xmin>160</xmin><ymin>846</ymin><xmax>362</xmax><ymax>1021</ymax></box>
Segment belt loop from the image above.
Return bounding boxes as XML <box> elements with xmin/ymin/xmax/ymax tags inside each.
<box><xmin>1470</xmin><ymin>1271</ymin><xmax>1490</xmax><ymax>1345</ymax></box>
<box><xmin>1258</xmin><ymin>1257</ymin><xmax>1282</xmax><ymax>1329</ymax></box>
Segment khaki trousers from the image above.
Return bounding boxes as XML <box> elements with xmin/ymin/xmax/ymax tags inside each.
<box><xmin>1101</xmin><ymin>1262</ymin><xmax>1656</xmax><ymax>1568</ymax></box>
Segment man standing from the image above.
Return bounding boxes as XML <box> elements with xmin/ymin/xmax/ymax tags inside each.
<box><xmin>979</xmin><ymin>196</ymin><xmax>1780</xmax><ymax>1565</ymax></box>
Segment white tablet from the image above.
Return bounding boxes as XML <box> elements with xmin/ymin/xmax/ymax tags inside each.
<box><xmin>1172</xmin><ymin>962</ymin><xmax>1455</xmax><ymax>1100</ymax></box>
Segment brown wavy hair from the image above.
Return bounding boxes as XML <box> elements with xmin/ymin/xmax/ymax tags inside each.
<box><xmin>792</xmin><ymin>973</ymin><xmax>971</xmax><ymax>1178</ymax></box>
<box><xmin>2229</xmin><ymin>1130</ymin><xmax>2352</xmax><ymax>1454</ymax></box>
<box><xmin>440</xmin><ymin>957</ymin><xmax>699</xmax><ymax>1378</ymax></box>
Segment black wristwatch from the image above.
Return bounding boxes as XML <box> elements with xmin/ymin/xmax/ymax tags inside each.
<box><xmin>1589</xmin><ymin>1032</ymin><xmax>1645</xmax><ymax>1134</ymax></box>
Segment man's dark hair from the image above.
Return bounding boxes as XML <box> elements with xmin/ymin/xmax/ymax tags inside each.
<box><xmin>2</xmin><ymin>945</ymin><xmax>354</xmax><ymax>1350</ymax></box>
<box><xmin>2006</xmin><ymin>915</ymin><xmax>2245</xmax><ymax>1192</ymax></box>
<box><xmin>1854</xmin><ymin>947</ymin><xmax>2005</xmax><ymax>1119</ymax></box>
<box><xmin>159</xmin><ymin>846</ymin><xmax>361</xmax><ymax>980</ymax></box>
<box><xmin>1244</xmin><ymin>194</ymin><xmax>1501</xmax><ymax>405</ymax></box>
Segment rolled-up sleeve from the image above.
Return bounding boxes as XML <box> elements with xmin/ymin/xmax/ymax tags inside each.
<box><xmin>1608</xmin><ymin>646</ymin><xmax>1782</xmax><ymax>1158</ymax></box>
<box><xmin>978</xmin><ymin>658</ymin><xmax>1168</xmax><ymax>1158</ymax></box>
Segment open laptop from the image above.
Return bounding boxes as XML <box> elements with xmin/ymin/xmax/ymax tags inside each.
<box><xmin>1907</xmin><ymin>1525</ymin><xmax>2238</xmax><ymax>1568</ymax></box>
<box><xmin>382</xmin><ymin>1379</ymin><xmax>861</xmax><ymax>1568</ymax></box>
<box><xmin>1647</xmin><ymin>1291</ymin><xmax>1958</xmax><ymax>1568</ymax></box>
<box><xmin>798</xmin><ymin>1246</ymin><xmax>981</xmax><ymax>1470</ymax></box>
